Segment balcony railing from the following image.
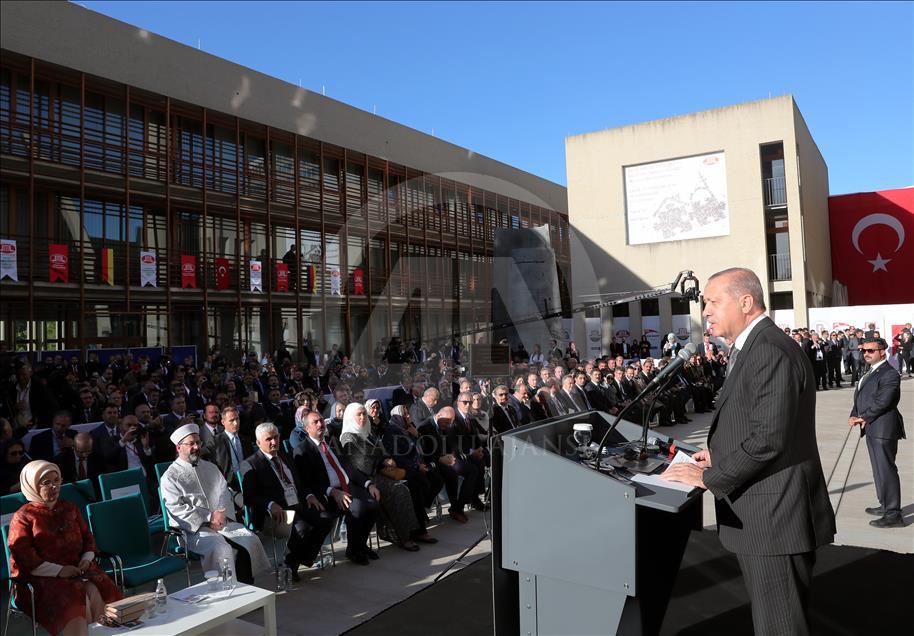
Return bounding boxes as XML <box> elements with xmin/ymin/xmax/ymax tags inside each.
<box><xmin>764</xmin><ymin>176</ymin><xmax>787</xmax><ymax>207</ymax></box>
<box><xmin>768</xmin><ymin>253</ymin><xmax>792</xmax><ymax>281</ymax></box>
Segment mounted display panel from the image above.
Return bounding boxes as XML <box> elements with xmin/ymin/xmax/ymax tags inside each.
<box><xmin>624</xmin><ymin>151</ymin><xmax>730</xmax><ymax>245</ymax></box>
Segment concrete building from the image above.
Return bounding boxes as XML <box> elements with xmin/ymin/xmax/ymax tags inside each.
<box><xmin>565</xmin><ymin>96</ymin><xmax>831</xmax><ymax>354</ymax></box>
<box><xmin>0</xmin><ymin>1</ymin><xmax>569</xmax><ymax>362</ymax></box>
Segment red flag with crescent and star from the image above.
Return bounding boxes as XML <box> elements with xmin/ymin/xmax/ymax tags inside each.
<box><xmin>215</xmin><ymin>257</ymin><xmax>230</xmax><ymax>290</ymax></box>
<box><xmin>828</xmin><ymin>187</ymin><xmax>914</xmax><ymax>305</ymax></box>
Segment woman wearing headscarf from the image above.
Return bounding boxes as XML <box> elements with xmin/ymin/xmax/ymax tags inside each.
<box><xmin>7</xmin><ymin>460</ymin><xmax>122</xmax><ymax>636</ymax></box>
<box><xmin>289</xmin><ymin>404</ymin><xmax>311</xmax><ymax>451</ymax></box>
<box><xmin>1</xmin><ymin>438</ymin><xmax>29</xmax><ymax>494</ymax></box>
<box><xmin>340</xmin><ymin>403</ymin><xmax>425</xmax><ymax>552</ymax></box>
<box><xmin>364</xmin><ymin>399</ymin><xmax>387</xmax><ymax>438</ymax></box>
<box><xmin>382</xmin><ymin>406</ymin><xmax>441</xmax><ymax>543</ymax></box>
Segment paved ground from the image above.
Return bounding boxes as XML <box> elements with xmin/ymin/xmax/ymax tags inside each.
<box><xmin>4</xmin><ymin>377</ymin><xmax>909</xmax><ymax>635</ymax></box>
<box><xmin>674</xmin><ymin>374</ymin><xmax>913</xmax><ymax>554</ymax></box>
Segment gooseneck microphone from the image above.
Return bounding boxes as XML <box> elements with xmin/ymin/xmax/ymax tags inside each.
<box><xmin>646</xmin><ymin>343</ymin><xmax>697</xmax><ymax>390</ymax></box>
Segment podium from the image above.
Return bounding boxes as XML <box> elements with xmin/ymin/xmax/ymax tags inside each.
<box><xmin>491</xmin><ymin>411</ymin><xmax>704</xmax><ymax>636</ymax></box>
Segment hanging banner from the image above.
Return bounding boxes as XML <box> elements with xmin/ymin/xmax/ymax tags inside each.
<box><xmin>139</xmin><ymin>251</ymin><xmax>157</xmax><ymax>287</ymax></box>
<box><xmin>101</xmin><ymin>248</ymin><xmax>115</xmax><ymax>286</ymax></box>
<box><xmin>353</xmin><ymin>267</ymin><xmax>364</xmax><ymax>295</ymax></box>
<box><xmin>49</xmin><ymin>243</ymin><xmax>69</xmax><ymax>283</ymax></box>
<box><xmin>0</xmin><ymin>239</ymin><xmax>18</xmax><ymax>281</ymax></box>
<box><xmin>671</xmin><ymin>314</ymin><xmax>692</xmax><ymax>344</ymax></box>
<box><xmin>641</xmin><ymin>315</ymin><xmax>661</xmax><ymax>357</ymax></box>
<box><xmin>585</xmin><ymin>316</ymin><xmax>602</xmax><ymax>360</ymax></box>
<box><xmin>249</xmin><ymin>259</ymin><xmax>262</xmax><ymax>292</ymax></box>
<box><xmin>215</xmin><ymin>257</ymin><xmax>230</xmax><ymax>290</ymax></box>
<box><xmin>305</xmin><ymin>265</ymin><xmax>316</xmax><ymax>294</ymax></box>
<box><xmin>276</xmin><ymin>263</ymin><xmax>289</xmax><ymax>292</ymax></box>
<box><xmin>329</xmin><ymin>265</ymin><xmax>342</xmax><ymax>295</ymax></box>
<box><xmin>612</xmin><ymin>316</ymin><xmax>630</xmax><ymax>345</ymax></box>
<box><xmin>181</xmin><ymin>255</ymin><xmax>196</xmax><ymax>289</ymax></box>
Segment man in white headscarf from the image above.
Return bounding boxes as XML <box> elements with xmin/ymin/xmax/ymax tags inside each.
<box><xmin>160</xmin><ymin>423</ymin><xmax>271</xmax><ymax>583</ymax></box>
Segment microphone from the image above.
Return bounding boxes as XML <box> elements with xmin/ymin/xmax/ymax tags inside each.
<box><xmin>646</xmin><ymin>343</ymin><xmax>697</xmax><ymax>390</ymax></box>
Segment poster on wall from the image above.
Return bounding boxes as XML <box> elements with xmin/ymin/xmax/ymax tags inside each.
<box><xmin>612</xmin><ymin>317</ymin><xmax>631</xmax><ymax>345</ymax></box>
<box><xmin>671</xmin><ymin>314</ymin><xmax>692</xmax><ymax>344</ymax></box>
<box><xmin>585</xmin><ymin>316</ymin><xmax>602</xmax><ymax>359</ymax></box>
<box><xmin>808</xmin><ymin>304</ymin><xmax>914</xmax><ymax>357</ymax></box>
<box><xmin>641</xmin><ymin>315</ymin><xmax>661</xmax><ymax>357</ymax></box>
<box><xmin>624</xmin><ymin>151</ymin><xmax>730</xmax><ymax>245</ymax></box>
<box><xmin>562</xmin><ymin>318</ymin><xmax>575</xmax><ymax>348</ymax></box>
<box><xmin>771</xmin><ymin>309</ymin><xmax>796</xmax><ymax>331</ymax></box>
<box><xmin>249</xmin><ymin>260</ymin><xmax>262</xmax><ymax>292</ymax></box>
<box><xmin>139</xmin><ymin>251</ymin><xmax>157</xmax><ymax>287</ymax></box>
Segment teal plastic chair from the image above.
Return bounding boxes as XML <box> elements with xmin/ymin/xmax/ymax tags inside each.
<box><xmin>0</xmin><ymin>492</ymin><xmax>28</xmax><ymax>580</ymax></box>
<box><xmin>58</xmin><ymin>480</ymin><xmax>96</xmax><ymax>523</ymax></box>
<box><xmin>98</xmin><ymin>467</ymin><xmax>162</xmax><ymax>535</ymax></box>
<box><xmin>2</xmin><ymin>524</ymin><xmax>37</xmax><ymax>636</ymax></box>
<box><xmin>282</xmin><ymin>439</ymin><xmax>292</xmax><ymax>454</ymax></box>
<box><xmin>153</xmin><ymin>461</ymin><xmax>200</xmax><ymax>585</ymax></box>
<box><xmin>87</xmin><ymin>494</ymin><xmax>187</xmax><ymax>591</ymax></box>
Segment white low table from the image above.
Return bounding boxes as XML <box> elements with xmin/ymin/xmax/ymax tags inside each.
<box><xmin>88</xmin><ymin>582</ymin><xmax>276</xmax><ymax>636</ymax></box>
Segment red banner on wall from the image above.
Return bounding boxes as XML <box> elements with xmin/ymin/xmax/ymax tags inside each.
<box><xmin>276</xmin><ymin>263</ymin><xmax>289</xmax><ymax>292</ymax></box>
<box><xmin>215</xmin><ymin>257</ymin><xmax>230</xmax><ymax>290</ymax></box>
<box><xmin>181</xmin><ymin>255</ymin><xmax>197</xmax><ymax>288</ymax></box>
<box><xmin>829</xmin><ymin>187</ymin><xmax>914</xmax><ymax>305</ymax></box>
<box><xmin>353</xmin><ymin>267</ymin><xmax>364</xmax><ymax>295</ymax></box>
<box><xmin>49</xmin><ymin>243</ymin><xmax>69</xmax><ymax>283</ymax></box>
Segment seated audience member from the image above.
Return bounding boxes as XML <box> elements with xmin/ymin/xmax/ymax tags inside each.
<box><xmin>324</xmin><ymin>401</ymin><xmax>345</xmax><ymax>441</ymax></box>
<box><xmin>383</xmin><ymin>406</ymin><xmax>445</xmax><ymax>529</ymax></box>
<box><xmin>340</xmin><ymin>403</ymin><xmax>428</xmax><ymax>551</ymax></box>
<box><xmin>409</xmin><ymin>387</ymin><xmax>438</xmax><ymax>425</ymax></box>
<box><xmin>219</xmin><ymin>405</ymin><xmax>252</xmax><ymax>489</ymax></box>
<box><xmin>7</xmin><ymin>460</ymin><xmax>122</xmax><ymax>636</ymax></box>
<box><xmin>451</xmin><ymin>392</ymin><xmax>488</xmax><ymax>511</ymax></box>
<box><xmin>530</xmin><ymin>388</ymin><xmax>560</xmax><ymax>421</ymax></box>
<box><xmin>490</xmin><ymin>385</ymin><xmax>520</xmax><ymax>433</ymax></box>
<box><xmin>161</xmin><ymin>424</ymin><xmax>270</xmax><ymax>585</ymax></box>
<box><xmin>53</xmin><ymin>432</ymin><xmax>102</xmax><ymax>496</ymax></box>
<box><xmin>289</xmin><ymin>404</ymin><xmax>311</xmax><ymax>451</ymax></box>
<box><xmin>199</xmin><ymin>402</ymin><xmax>230</xmax><ymax>471</ymax></box>
<box><xmin>584</xmin><ymin>369</ymin><xmax>611</xmax><ymax>412</ymax></box>
<box><xmin>247</xmin><ymin>422</ymin><xmax>335</xmax><ymax>575</ymax></box>
<box><xmin>509</xmin><ymin>384</ymin><xmax>533</xmax><ymax>425</ymax></box>
<box><xmin>364</xmin><ymin>399</ymin><xmax>388</xmax><ymax>438</ymax></box>
<box><xmin>28</xmin><ymin>410</ymin><xmax>77</xmax><ymax>462</ymax></box>
<box><xmin>469</xmin><ymin>393</ymin><xmax>492</xmax><ymax>443</ymax></box>
<box><xmin>292</xmin><ymin>416</ymin><xmax>379</xmax><ymax>565</ymax></box>
<box><xmin>1</xmin><ymin>438</ymin><xmax>28</xmax><ymax>494</ymax></box>
<box><xmin>416</xmin><ymin>406</ymin><xmax>478</xmax><ymax>523</ymax></box>
<box><xmin>88</xmin><ymin>404</ymin><xmax>121</xmax><ymax>460</ymax></box>
<box><xmin>73</xmin><ymin>388</ymin><xmax>101</xmax><ymax>425</ymax></box>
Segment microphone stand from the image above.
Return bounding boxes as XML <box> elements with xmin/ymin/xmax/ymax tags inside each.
<box><xmin>638</xmin><ymin>372</ymin><xmax>681</xmax><ymax>456</ymax></box>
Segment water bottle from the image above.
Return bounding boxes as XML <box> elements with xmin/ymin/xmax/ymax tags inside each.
<box><xmin>221</xmin><ymin>557</ymin><xmax>233</xmax><ymax>590</ymax></box>
<box><xmin>154</xmin><ymin>578</ymin><xmax>167</xmax><ymax>614</ymax></box>
<box><xmin>339</xmin><ymin>520</ymin><xmax>348</xmax><ymax>545</ymax></box>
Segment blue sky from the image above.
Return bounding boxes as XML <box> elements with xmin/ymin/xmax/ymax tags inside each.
<box><xmin>82</xmin><ymin>1</ymin><xmax>913</xmax><ymax>195</ymax></box>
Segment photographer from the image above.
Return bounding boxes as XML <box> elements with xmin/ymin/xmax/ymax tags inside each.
<box><xmin>97</xmin><ymin>414</ymin><xmax>157</xmax><ymax>509</ymax></box>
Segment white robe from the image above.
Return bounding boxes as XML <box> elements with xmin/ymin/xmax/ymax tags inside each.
<box><xmin>160</xmin><ymin>458</ymin><xmax>271</xmax><ymax>578</ymax></box>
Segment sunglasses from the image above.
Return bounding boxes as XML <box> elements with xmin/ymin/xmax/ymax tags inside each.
<box><xmin>860</xmin><ymin>348</ymin><xmax>883</xmax><ymax>353</ymax></box>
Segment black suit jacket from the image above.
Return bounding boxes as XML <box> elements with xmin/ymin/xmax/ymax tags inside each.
<box><xmin>28</xmin><ymin>429</ymin><xmax>77</xmax><ymax>462</ymax></box>
<box><xmin>292</xmin><ymin>438</ymin><xmax>360</xmax><ymax>503</ymax></box>
<box><xmin>53</xmin><ymin>448</ymin><xmax>102</xmax><ymax>497</ymax></box>
<box><xmin>703</xmin><ymin>317</ymin><xmax>835</xmax><ymax>556</ymax></box>
<box><xmin>850</xmin><ymin>361</ymin><xmax>905</xmax><ymax>440</ymax></box>
<box><xmin>243</xmin><ymin>449</ymin><xmax>314</xmax><ymax>531</ymax></box>
<box><xmin>73</xmin><ymin>405</ymin><xmax>103</xmax><ymax>425</ymax></box>
<box><xmin>6</xmin><ymin>382</ymin><xmax>59</xmax><ymax>428</ymax></box>
<box><xmin>198</xmin><ymin>423</ymin><xmax>233</xmax><ymax>477</ymax></box>
<box><xmin>583</xmin><ymin>382</ymin><xmax>610</xmax><ymax>412</ymax></box>
<box><xmin>489</xmin><ymin>405</ymin><xmax>516</xmax><ymax>435</ymax></box>
<box><xmin>391</xmin><ymin>387</ymin><xmax>415</xmax><ymax>409</ymax></box>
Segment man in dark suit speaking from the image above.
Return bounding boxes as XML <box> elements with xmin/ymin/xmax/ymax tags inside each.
<box><xmin>849</xmin><ymin>336</ymin><xmax>906</xmax><ymax>528</ymax></box>
<box><xmin>663</xmin><ymin>267</ymin><xmax>835</xmax><ymax>635</ymax></box>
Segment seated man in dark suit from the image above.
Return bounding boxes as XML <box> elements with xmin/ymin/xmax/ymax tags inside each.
<box><xmin>263</xmin><ymin>388</ymin><xmax>292</xmax><ymax>438</ymax></box>
<box><xmin>242</xmin><ymin>421</ymin><xmax>335</xmax><ymax>578</ymax></box>
<box><xmin>54</xmin><ymin>432</ymin><xmax>102</xmax><ymax>497</ymax></box>
<box><xmin>451</xmin><ymin>392</ymin><xmax>487</xmax><ymax>511</ymax></box>
<box><xmin>73</xmin><ymin>388</ymin><xmax>102</xmax><ymax>425</ymax></box>
<box><xmin>292</xmin><ymin>414</ymin><xmax>379</xmax><ymax>565</ymax></box>
<box><xmin>583</xmin><ymin>369</ymin><xmax>611</xmax><ymax>413</ymax></box>
<box><xmin>28</xmin><ymin>409</ymin><xmax>77</xmax><ymax>461</ymax></box>
<box><xmin>161</xmin><ymin>394</ymin><xmax>195</xmax><ymax>438</ymax></box>
<box><xmin>198</xmin><ymin>402</ymin><xmax>231</xmax><ymax>473</ymax></box>
<box><xmin>490</xmin><ymin>385</ymin><xmax>520</xmax><ymax>433</ymax></box>
<box><xmin>89</xmin><ymin>403</ymin><xmax>123</xmax><ymax>470</ymax></box>
<box><xmin>417</xmin><ymin>406</ymin><xmax>478</xmax><ymax>523</ymax></box>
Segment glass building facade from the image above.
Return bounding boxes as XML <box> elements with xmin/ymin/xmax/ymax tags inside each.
<box><xmin>0</xmin><ymin>51</ymin><xmax>570</xmax><ymax>362</ymax></box>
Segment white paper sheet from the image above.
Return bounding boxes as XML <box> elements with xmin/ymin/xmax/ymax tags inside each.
<box><xmin>631</xmin><ymin>472</ymin><xmax>698</xmax><ymax>493</ymax></box>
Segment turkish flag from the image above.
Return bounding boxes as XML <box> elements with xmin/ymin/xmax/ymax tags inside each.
<box><xmin>215</xmin><ymin>257</ymin><xmax>230</xmax><ymax>290</ymax></box>
<box><xmin>181</xmin><ymin>255</ymin><xmax>197</xmax><ymax>288</ymax></box>
<box><xmin>276</xmin><ymin>263</ymin><xmax>289</xmax><ymax>292</ymax></box>
<box><xmin>49</xmin><ymin>243</ymin><xmax>69</xmax><ymax>283</ymax></box>
<box><xmin>829</xmin><ymin>187</ymin><xmax>914</xmax><ymax>305</ymax></box>
<box><xmin>353</xmin><ymin>267</ymin><xmax>364</xmax><ymax>295</ymax></box>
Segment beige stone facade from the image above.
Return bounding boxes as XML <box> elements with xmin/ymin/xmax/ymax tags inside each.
<box><xmin>565</xmin><ymin>95</ymin><xmax>832</xmax><ymax>351</ymax></box>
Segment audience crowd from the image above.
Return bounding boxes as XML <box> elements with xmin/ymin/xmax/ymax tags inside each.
<box><xmin>0</xmin><ymin>318</ymin><xmax>910</xmax><ymax>633</ymax></box>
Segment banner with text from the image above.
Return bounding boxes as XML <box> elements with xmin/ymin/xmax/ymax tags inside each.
<box><xmin>276</xmin><ymin>263</ymin><xmax>289</xmax><ymax>292</ymax></box>
<box><xmin>139</xmin><ymin>251</ymin><xmax>157</xmax><ymax>287</ymax></box>
<box><xmin>250</xmin><ymin>260</ymin><xmax>262</xmax><ymax>292</ymax></box>
<box><xmin>585</xmin><ymin>316</ymin><xmax>602</xmax><ymax>359</ymax></box>
<box><xmin>181</xmin><ymin>255</ymin><xmax>196</xmax><ymax>288</ymax></box>
<box><xmin>49</xmin><ymin>243</ymin><xmax>69</xmax><ymax>283</ymax></box>
<box><xmin>642</xmin><ymin>315</ymin><xmax>661</xmax><ymax>357</ymax></box>
<box><xmin>0</xmin><ymin>239</ymin><xmax>17</xmax><ymax>281</ymax></box>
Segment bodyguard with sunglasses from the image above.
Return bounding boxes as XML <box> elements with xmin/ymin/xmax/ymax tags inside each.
<box><xmin>849</xmin><ymin>337</ymin><xmax>906</xmax><ymax>528</ymax></box>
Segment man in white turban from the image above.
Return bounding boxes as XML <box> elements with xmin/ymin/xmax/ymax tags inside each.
<box><xmin>160</xmin><ymin>423</ymin><xmax>270</xmax><ymax>583</ymax></box>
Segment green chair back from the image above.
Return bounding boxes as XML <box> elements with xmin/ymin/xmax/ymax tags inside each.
<box><xmin>2</xmin><ymin>524</ymin><xmax>17</xmax><ymax>603</ymax></box>
<box><xmin>154</xmin><ymin>462</ymin><xmax>173</xmax><ymax>532</ymax></box>
<box><xmin>98</xmin><ymin>467</ymin><xmax>162</xmax><ymax>535</ymax></box>
<box><xmin>87</xmin><ymin>494</ymin><xmax>151</xmax><ymax>560</ymax></box>
<box><xmin>154</xmin><ymin>461</ymin><xmax>172</xmax><ymax>483</ymax></box>
<box><xmin>1</xmin><ymin>492</ymin><xmax>28</xmax><ymax>527</ymax></box>
<box><xmin>282</xmin><ymin>439</ymin><xmax>292</xmax><ymax>454</ymax></box>
<box><xmin>58</xmin><ymin>481</ymin><xmax>95</xmax><ymax>523</ymax></box>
